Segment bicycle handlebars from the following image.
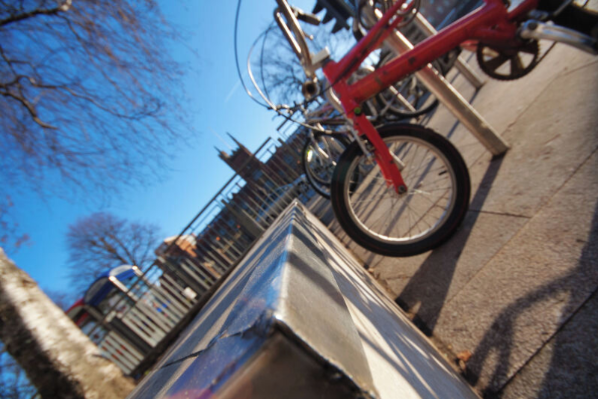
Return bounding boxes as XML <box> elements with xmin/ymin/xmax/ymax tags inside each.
<box><xmin>274</xmin><ymin>0</ymin><xmax>331</xmax><ymax>81</ymax></box>
<box><xmin>293</xmin><ymin>6</ymin><xmax>322</xmax><ymax>26</ymax></box>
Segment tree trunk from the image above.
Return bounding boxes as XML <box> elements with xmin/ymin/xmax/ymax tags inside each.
<box><xmin>0</xmin><ymin>248</ymin><xmax>135</xmax><ymax>399</ymax></box>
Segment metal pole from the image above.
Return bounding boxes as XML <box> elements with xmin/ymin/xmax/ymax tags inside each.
<box><xmin>221</xmin><ymin>199</ymin><xmax>265</xmax><ymax>239</ymax></box>
<box><xmin>366</xmin><ymin>7</ymin><xmax>509</xmax><ymax>156</ymax></box>
<box><xmin>413</xmin><ymin>13</ymin><xmax>486</xmax><ymax>89</ymax></box>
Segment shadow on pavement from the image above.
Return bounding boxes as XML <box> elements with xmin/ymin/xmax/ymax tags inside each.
<box><xmin>394</xmin><ymin>154</ymin><xmax>504</xmax><ymax>334</ymax></box>
<box><xmin>465</xmin><ymin>200</ymin><xmax>598</xmax><ymax>398</ymax></box>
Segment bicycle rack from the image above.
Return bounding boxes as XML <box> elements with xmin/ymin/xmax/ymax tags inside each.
<box><xmin>413</xmin><ymin>13</ymin><xmax>486</xmax><ymax>90</ymax></box>
<box><xmin>364</xmin><ymin>5</ymin><xmax>510</xmax><ymax>156</ymax></box>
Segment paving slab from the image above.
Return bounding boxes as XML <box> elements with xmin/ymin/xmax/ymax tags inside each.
<box><xmin>378</xmin><ymin>211</ymin><xmax>528</xmax><ymax>331</ymax></box>
<box><xmin>422</xmin><ymin>46</ymin><xmax>598</xmax><ymax>218</ymax></box>
<box><xmin>433</xmin><ymin>149</ymin><xmax>598</xmax><ymax>393</ymax></box>
<box><xmin>500</xmin><ymin>290</ymin><xmax>598</xmax><ymax>399</ymax></box>
<box><xmin>466</xmin><ymin>60</ymin><xmax>598</xmax><ymax>217</ymax></box>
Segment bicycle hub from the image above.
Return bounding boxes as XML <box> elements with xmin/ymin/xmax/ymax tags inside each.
<box><xmin>301</xmin><ymin>79</ymin><xmax>320</xmax><ymax>99</ymax></box>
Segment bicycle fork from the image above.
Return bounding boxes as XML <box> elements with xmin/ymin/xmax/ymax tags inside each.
<box><xmin>328</xmin><ymin>75</ymin><xmax>407</xmax><ymax>194</ymax></box>
<box><xmin>350</xmin><ymin>111</ymin><xmax>408</xmax><ymax>194</ymax></box>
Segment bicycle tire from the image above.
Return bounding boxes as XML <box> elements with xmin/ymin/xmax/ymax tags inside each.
<box><xmin>303</xmin><ymin>132</ymin><xmax>351</xmax><ymax>198</ymax></box>
<box><xmin>330</xmin><ymin>124</ymin><xmax>470</xmax><ymax>257</ymax></box>
<box><xmin>375</xmin><ymin>52</ymin><xmax>441</xmax><ymax>119</ymax></box>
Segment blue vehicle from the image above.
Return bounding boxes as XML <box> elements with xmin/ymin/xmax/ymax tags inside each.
<box><xmin>84</xmin><ymin>265</ymin><xmax>141</xmax><ymax>316</ymax></box>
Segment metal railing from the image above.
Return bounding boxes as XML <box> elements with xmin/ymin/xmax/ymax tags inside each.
<box><xmin>81</xmin><ymin>132</ymin><xmax>315</xmax><ymax>376</ymax></box>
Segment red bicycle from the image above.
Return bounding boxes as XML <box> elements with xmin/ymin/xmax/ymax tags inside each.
<box><xmin>270</xmin><ymin>0</ymin><xmax>597</xmax><ymax>256</ymax></box>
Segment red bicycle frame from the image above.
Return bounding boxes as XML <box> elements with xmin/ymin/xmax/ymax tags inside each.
<box><xmin>322</xmin><ymin>0</ymin><xmax>539</xmax><ymax>192</ymax></box>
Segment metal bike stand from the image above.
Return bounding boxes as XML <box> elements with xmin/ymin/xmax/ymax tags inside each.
<box><xmin>413</xmin><ymin>13</ymin><xmax>486</xmax><ymax>90</ymax></box>
<box><xmin>365</xmin><ymin>8</ymin><xmax>510</xmax><ymax>156</ymax></box>
<box><xmin>386</xmin><ymin>33</ymin><xmax>509</xmax><ymax>155</ymax></box>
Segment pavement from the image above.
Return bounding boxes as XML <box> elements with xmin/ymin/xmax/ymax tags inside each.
<box><xmin>318</xmin><ymin>38</ymin><xmax>598</xmax><ymax>398</ymax></box>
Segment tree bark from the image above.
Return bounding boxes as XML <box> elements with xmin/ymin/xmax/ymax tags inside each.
<box><xmin>0</xmin><ymin>248</ymin><xmax>135</xmax><ymax>399</ymax></box>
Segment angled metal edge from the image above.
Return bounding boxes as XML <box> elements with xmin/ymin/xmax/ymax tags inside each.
<box><xmin>273</xmin><ymin>201</ymin><xmax>378</xmax><ymax>399</ymax></box>
<box><xmin>134</xmin><ymin>202</ymin><xmax>377</xmax><ymax>398</ymax></box>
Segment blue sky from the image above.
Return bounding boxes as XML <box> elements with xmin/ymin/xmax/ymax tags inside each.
<box><xmin>7</xmin><ymin>0</ymin><xmax>320</xmax><ymax>298</ymax></box>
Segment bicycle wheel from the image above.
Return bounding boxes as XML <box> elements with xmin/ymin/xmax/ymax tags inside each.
<box><xmin>303</xmin><ymin>132</ymin><xmax>350</xmax><ymax>198</ymax></box>
<box><xmin>376</xmin><ymin>53</ymin><xmax>440</xmax><ymax>119</ymax></box>
<box><xmin>330</xmin><ymin>124</ymin><xmax>470</xmax><ymax>257</ymax></box>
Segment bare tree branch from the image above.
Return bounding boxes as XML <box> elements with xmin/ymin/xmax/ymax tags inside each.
<box><xmin>66</xmin><ymin>212</ymin><xmax>162</xmax><ymax>293</ymax></box>
<box><xmin>0</xmin><ymin>0</ymin><xmax>71</xmax><ymax>28</ymax></box>
<box><xmin>0</xmin><ymin>0</ymin><xmax>193</xmax><ymax>251</ymax></box>
<box><xmin>2</xmin><ymin>90</ymin><xmax>57</xmax><ymax>129</ymax></box>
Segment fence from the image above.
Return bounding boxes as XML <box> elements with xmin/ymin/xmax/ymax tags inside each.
<box><xmin>79</xmin><ymin>131</ymin><xmax>318</xmax><ymax>376</ymax></box>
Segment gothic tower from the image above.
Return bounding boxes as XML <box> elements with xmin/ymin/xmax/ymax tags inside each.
<box><xmin>217</xmin><ymin>133</ymin><xmax>271</xmax><ymax>187</ymax></box>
